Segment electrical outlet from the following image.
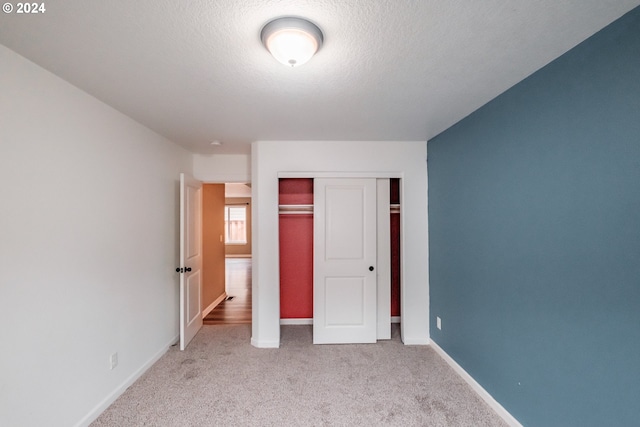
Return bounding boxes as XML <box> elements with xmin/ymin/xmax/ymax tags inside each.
<box><xmin>436</xmin><ymin>316</ymin><xmax>442</xmax><ymax>330</ymax></box>
<box><xmin>110</xmin><ymin>352</ymin><xmax>118</xmax><ymax>370</ymax></box>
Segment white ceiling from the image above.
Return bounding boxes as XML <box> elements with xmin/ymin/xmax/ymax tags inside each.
<box><xmin>1</xmin><ymin>0</ymin><xmax>638</xmax><ymax>155</ymax></box>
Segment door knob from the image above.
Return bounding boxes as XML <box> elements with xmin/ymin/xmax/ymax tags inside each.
<box><xmin>175</xmin><ymin>267</ymin><xmax>183</xmax><ymax>273</ymax></box>
<box><xmin>369</xmin><ymin>266</ymin><xmax>374</xmax><ymax>271</ymax></box>
<box><xmin>185</xmin><ymin>267</ymin><xmax>192</xmax><ymax>272</ymax></box>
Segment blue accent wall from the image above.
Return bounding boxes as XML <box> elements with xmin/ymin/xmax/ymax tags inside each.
<box><xmin>428</xmin><ymin>7</ymin><xmax>640</xmax><ymax>427</ymax></box>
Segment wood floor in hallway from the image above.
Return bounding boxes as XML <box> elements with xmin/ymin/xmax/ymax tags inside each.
<box><xmin>203</xmin><ymin>258</ymin><xmax>251</xmax><ymax>325</ymax></box>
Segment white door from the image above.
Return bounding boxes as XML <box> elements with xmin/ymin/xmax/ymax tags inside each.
<box><xmin>313</xmin><ymin>178</ymin><xmax>377</xmax><ymax>344</ymax></box>
<box><xmin>179</xmin><ymin>173</ymin><xmax>203</xmax><ymax>350</ymax></box>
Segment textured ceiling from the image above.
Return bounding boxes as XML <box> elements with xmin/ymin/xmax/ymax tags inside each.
<box><xmin>1</xmin><ymin>0</ymin><xmax>638</xmax><ymax>154</ymax></box>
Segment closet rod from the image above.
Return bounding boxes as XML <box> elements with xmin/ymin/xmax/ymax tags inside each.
<box><xmin>278</xmin><ymin>204</ymin><xmax>400</xmax><ymax>215</ymax></box>
<box><xmin>278</xmin><ymin>204</ymin><xmax>313</xmax><ymax>215</ymax></box>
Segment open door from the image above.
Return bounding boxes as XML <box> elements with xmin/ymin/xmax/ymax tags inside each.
<box><xmin>313</xmin><ymin>178</ymin><xmax>377</xmax><ymax>344</ymax></box>
<box><xmin>178</xmin><ymin>173</ymin><xmax>203</xmax><ymax>350</ymax></box>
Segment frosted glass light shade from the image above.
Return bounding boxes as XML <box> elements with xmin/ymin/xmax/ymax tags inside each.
<box><xmin>261</xmin><ymin>17</ymin><xmax>323</xmax><ymax>67</ymax></box>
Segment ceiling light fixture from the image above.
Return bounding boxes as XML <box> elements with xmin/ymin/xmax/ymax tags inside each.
<box><xmin>261</xmin><ymin>17</ymin><xmax>323</xmax><ymax>67</ymax></box>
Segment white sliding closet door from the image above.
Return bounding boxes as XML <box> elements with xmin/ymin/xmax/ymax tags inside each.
<box><xmin>313</xmin><ymin>178</ymin><xmax>377</xmax><ymax>344</ymax></box>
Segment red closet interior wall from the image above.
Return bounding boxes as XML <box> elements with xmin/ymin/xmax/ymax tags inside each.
<box><xmin>279</xmin><ymin>179</ymin><xmax>314</xmax><ymax>318</ymax></box>
<box><xmin>279</xmin><ymin>178</ymin><xmax>401</xmax><ymax>319</ymax></box>
<box><xmin>390</xmin><ymin>179</ymin><xmax>401</xmax><ymax>317</ymax></box>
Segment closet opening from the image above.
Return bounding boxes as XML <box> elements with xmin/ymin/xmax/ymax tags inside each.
<box><xmin>277</xmin><ymin>178</ymin><xmax>401</xmax><ymax>333</ymax></box>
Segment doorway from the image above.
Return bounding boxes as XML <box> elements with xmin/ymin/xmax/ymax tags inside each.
<box><xmin>203</xmin><ymin>258</ymin><xmax>252</xmax><ymax>324</ymax></box>
<box><xmin>201</xmin><ymin>182</ymin><xmax>252</xmax><ymax>325</ymax></box>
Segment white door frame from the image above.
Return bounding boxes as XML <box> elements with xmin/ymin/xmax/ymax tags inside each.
<box><xmin>376</xmin><ymin>178</ymin><xmax>391</xmax><ymax>339</ymax></box>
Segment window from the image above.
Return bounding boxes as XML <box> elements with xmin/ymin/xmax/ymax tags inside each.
<box><xmin>224</xmin><ymin>205</ymin><xmax>247</xmax><ymax>244</ymax></box>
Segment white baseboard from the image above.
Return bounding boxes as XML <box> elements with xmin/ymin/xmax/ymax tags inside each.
<box><xmin>280</xmin><ymin>318</ymin><xmax>313</xmax><ymax>325</ymax></box>
<box><xmin>402</xmin><ymin>337</ymin><xmax>430</xmax><ymax>345</ymax></box>
<box><xmin>251</xmin><ymin>337</ymin><xmax>280</xmax><ymax>348</ymax></box>
<box><xmin>202</xmin><ymin>292</ymin><xmax>227</xmax><ymax>318</ymax></box>
<box><xmin>429</xmin><ymin>340</ymin><xmax>522</xmax><ymax>427</ymax></box>
<box><xmin>75</xmin><ymin>334</ymin><xmax>179</xmax><ymax>427</ymax></box>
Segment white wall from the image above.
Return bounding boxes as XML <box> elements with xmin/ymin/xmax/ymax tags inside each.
<box><xmin>0</xmin><ymin>45</ymin><xmax>192</xmax><ymax>426</ymax></box>
<box><xmin>251</xmin><ymin>140</ymin><xmax>429</xmax><ymax>347</ymax></box>
<box><xmin>193</xmin><ymin>153</ymin><xmax>251</xmax><ymax>183</ymax></box>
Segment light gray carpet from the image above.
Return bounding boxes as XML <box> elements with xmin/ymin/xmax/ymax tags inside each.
<box><xmin>92</xmin><ymin>325</ymin><xmax>508</xmax><ymax>426</ymax></box>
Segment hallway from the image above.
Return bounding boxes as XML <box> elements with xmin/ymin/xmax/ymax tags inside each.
<box><xmin>203</xmin><ymin>258</ymin><xmax>251</xmax><ymax>325</ymax></box>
